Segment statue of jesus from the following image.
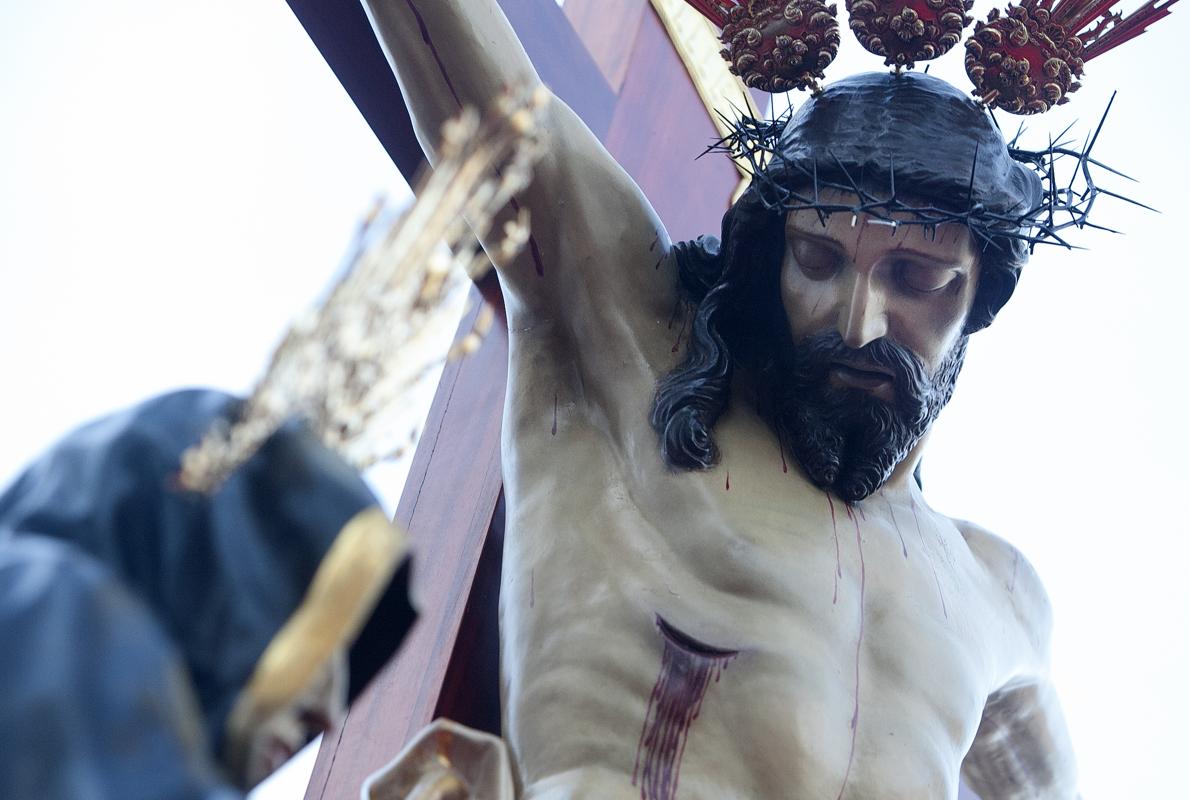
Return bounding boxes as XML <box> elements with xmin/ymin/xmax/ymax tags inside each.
<box><xmin>365</xmin><ymin>1</ymin><xmax>1078</xmax><ymax>797</ymax></box>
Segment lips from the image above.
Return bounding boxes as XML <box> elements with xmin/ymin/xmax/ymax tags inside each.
<box><xmin>831</xmin><ymin>361</ymin><xmax>892</xmax><ymax>384</ymax></box>
<box><xmin>828</xmin><ymin>361</ymin><xmax>896</xmax><ymax>402</ymax></box>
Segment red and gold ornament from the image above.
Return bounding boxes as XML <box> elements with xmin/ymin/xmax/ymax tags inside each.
<box><xmin>684</xmin><ymin>0</ymin><xmax>842</xmax><ymax>92</ymax></box>
<box><xmin>847</xmin><ymin>0</ymin><xmax>974</xmax><ymax>68</ymax></box>
<box><xmin>965</xmin><ymin>0</ymin><xmax>1178</xmax><ymax>114</ymax></box>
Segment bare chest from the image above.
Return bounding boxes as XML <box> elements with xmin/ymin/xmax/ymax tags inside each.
<box><xmin>501</xmin><ymin>412</ymin><xmax>1010</xmax><ymax>798</ymax></box>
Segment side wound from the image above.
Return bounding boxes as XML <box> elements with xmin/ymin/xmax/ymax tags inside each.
<box><xmin>632</xmin><ymin>616</ymin><xmax>738</xmax><ymax>800</ymax></box>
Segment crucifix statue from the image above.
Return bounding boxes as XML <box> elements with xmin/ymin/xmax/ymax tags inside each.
<box><xmin>324</xmin><ymin>0</ymin><xmax>1175</xmax><ymax>797</ymax></box>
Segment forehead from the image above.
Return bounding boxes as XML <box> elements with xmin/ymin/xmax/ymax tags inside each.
<box><xmin>784</xmin><ymin>191</ymin><xmax>979</xmax><ymax>266</ymax></box>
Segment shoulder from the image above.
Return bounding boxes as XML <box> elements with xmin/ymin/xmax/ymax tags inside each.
<box><xmin>953</xmin><ymin>518</ymin><xmax>1054</xmax><ymax>674</ymax></box>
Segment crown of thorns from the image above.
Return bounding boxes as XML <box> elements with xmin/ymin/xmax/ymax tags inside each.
<box><xmin>708</xmin><ymin>87</ymin><xmax>1151</xmax><ymax>251</ymax></box>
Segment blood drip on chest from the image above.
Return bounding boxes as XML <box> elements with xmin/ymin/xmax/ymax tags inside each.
<box><xmin>910</xmin><ymin>498</ymin><xmax>948</xmax><ymax>619</ymax></box>
<box><xmin>633</xmin><ymin>617</ymin><xmax>738</xmax><ymax>800</ymax></box>
<box><xmin>835</xmin><ymin>505</ymin><xmax>867</xmax><ymax>800</ymax></box>
<box><xmin>827</xmin><ymin>494</ymin><xmax>842</xmax><ymax>603</ymax></box>
<box><xmin>882</xmin><ymin>493</ymin><xmax>909</xmax><ymax>559</ymax></box>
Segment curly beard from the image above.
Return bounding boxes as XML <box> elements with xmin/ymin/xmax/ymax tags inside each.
<box><xmin>757</xmin><ymin>330</ymin><xmax>968</xmax><ymax>502</ymax></box>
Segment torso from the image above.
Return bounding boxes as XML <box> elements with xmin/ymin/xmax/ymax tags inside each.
<box><xmin>498</xmin><ymin>286</ymin><xmax>1031</xmax><ymax>800</ymax></box>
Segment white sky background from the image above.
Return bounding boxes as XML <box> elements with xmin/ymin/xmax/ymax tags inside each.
<box><xmin>2</xmin><ymin>1</ymin><xmax>1189</xmax><ymax>798</ymax></box>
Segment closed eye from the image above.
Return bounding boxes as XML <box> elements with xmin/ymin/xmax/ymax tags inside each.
<box><xmin>791</xmin><ymin>237</ymin><xmax>844</xmax><ymax>281</ymax></box>
<box><xmin>894</xmin><ymin>259</ymin><xmax>962</xmax><ymax>294</ymax></box>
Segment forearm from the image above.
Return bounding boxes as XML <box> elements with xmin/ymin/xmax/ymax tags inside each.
<box><xmin>363</xmin><ymin>0</ymin><xmax>544</xmax><ymax>161</ymax></box>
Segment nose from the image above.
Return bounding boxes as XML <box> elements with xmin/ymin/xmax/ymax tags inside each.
<box><xmin>837</xmin><ymin>273</ymin><xmax>888</xmax><ymax>349</ymax></box>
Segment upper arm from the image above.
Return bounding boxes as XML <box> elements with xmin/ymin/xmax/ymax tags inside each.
<box><xmin>956</xmin><ymin>522</ymin><xmax>1078</xmax><ymax>798</ymax></box>
<box><xmin>365</xmin><ymin>0</ymin><xmax>676</xmax><ymax>350</ymax></box>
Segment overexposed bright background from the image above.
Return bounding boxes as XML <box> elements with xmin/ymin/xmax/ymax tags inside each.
<box><xmin>2</xmin><ymin>1</ymin><xmax>1188</xmax><ymax>798</ymax></box>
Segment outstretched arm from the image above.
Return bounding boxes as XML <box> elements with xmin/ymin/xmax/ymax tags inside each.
<box><xmin>364</xmin><ymin>1</ymin><xmax>676</xmax><ymax>349</ymax></box>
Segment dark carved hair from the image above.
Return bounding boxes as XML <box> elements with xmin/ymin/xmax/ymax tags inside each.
<box><xmin>651</xmin><ymin>73</ymin><xmax>1034</xmax><ymax>471</ymax></box>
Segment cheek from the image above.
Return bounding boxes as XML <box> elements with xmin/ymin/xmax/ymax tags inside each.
<box><xmin>780</xmin><ymin>260</ymin><xmax>837</xmax><ymax>340</ymax></box>
<box><xmin>889</xmin><ymin>283</ymin><xmax>976</xmax><ymax>372</ymax></box>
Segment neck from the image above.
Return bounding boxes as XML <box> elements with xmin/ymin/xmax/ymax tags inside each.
<box><xmin>880</xmin><ymin>432</ymin><xmax>931</xmax><ymax>498</ymax></box>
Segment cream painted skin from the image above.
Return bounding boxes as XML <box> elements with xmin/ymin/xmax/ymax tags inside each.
<box><xmin>365</xmin><ymin>2</ymin><xmax>1078</xmax><ymax>798</ymax></box>
<box><xmin>782</xmin><ymin>204</ymin><xmax>980</xmax><ymax>404</ymax></box>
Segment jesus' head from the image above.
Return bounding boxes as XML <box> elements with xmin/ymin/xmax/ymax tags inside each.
<box><xmin>653</xmin><ymin>71</ymin><xmax>1044</xmax><ymax>501</ymax></box>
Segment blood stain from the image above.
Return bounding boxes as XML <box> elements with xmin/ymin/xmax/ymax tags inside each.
<box><xmin>667</xmin><ymin>299</ymin><xmax>682</xmax><ymax>331</ymax></box>
<box><xmin>724</xmin><ymin>471</ymin><xmax>730</xmax><ymax>491</ymax></box>
<box><xmin>835</xmin><ymin>506</ymin><xmax>867</xmax><ymax>800</ymax></box>
<box><xmin>551</xmin><ymin>392</ymin><xmax>558</xmax><ymax>436</ymax></box>
<box><xmin>883</xmin><ymin>494</ymin><xmax>909</xmax><ymax>559</ymax></box>
<box><xmin>632</xmin><ymin>616</ymin><xmax>737</xmax><ymax>800</ymax></box>
<box><xmin>671</xmin><ymin>314</ymin><xmax>687</xmax><ymax>353</ymax></box>
<box><xmin>506</xmin><ymin>196</ymin><xmax>546</xmax><ymax>277</ymax></box>
<box><xmin>827</xmin><ymin>495</ymin><xmax>842</xmax><ymax>604</ymax></box>
<box><xmin>528</xmin><ymin>234</ymin><xmax>546</xmax><ymax>277</ymax></box>
<box><xmin>910</xmin><ymin>499</ymin><xmax>948</xmax><ymax>619</ymax></box>
<box><xmin>404</xmin><ymin>0</ymin><xmax>462</xmax><ymax>107</ymax></box>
